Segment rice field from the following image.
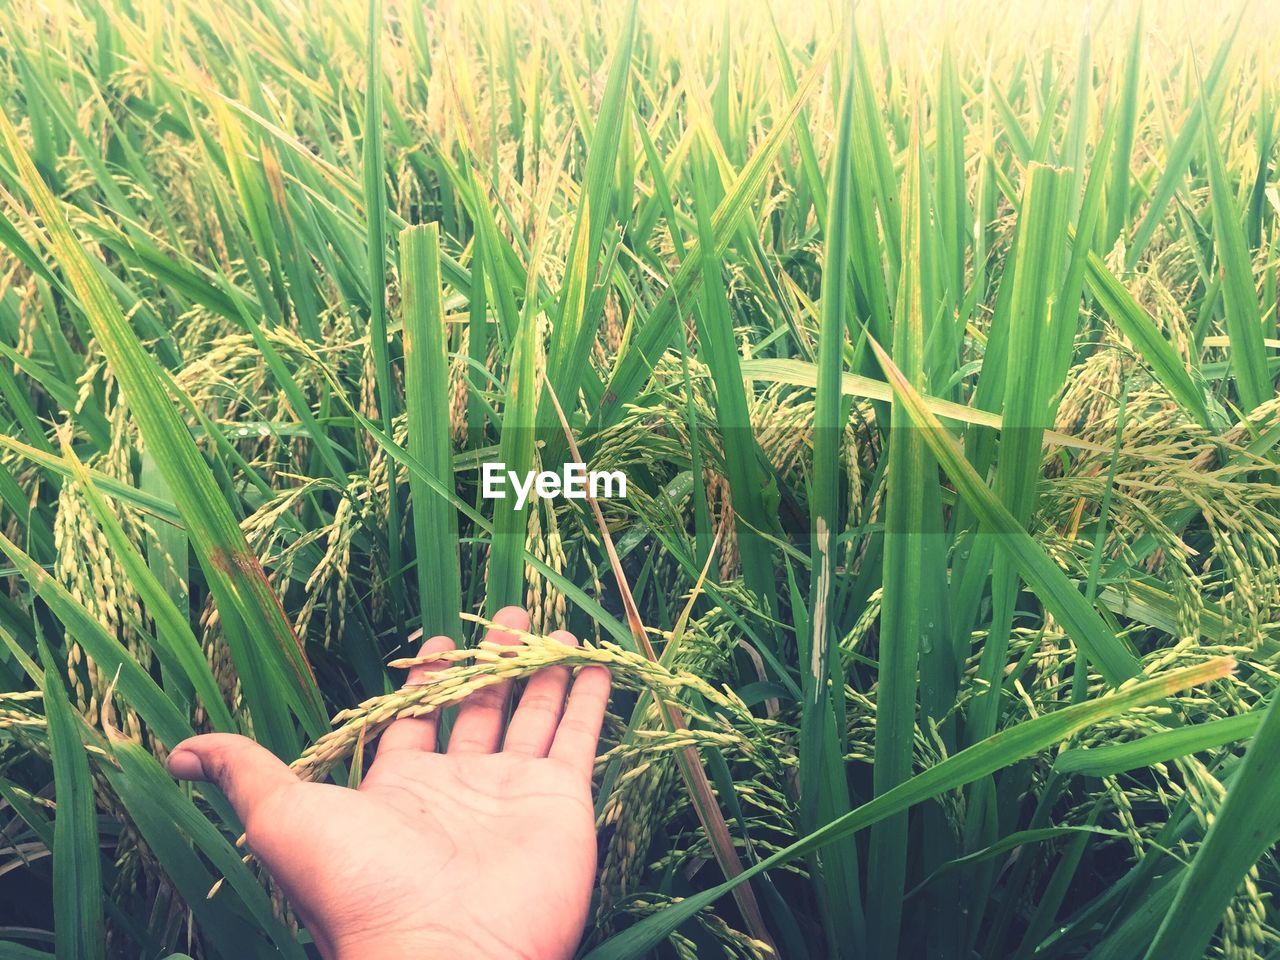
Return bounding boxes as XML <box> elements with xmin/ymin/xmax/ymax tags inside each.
<box><xmin>2</xmin><ymin>0</ymin><xmax>1280</xmax><ymax>956</ymax></box>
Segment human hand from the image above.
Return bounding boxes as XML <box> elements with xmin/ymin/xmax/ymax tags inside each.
<box><xmin>166</xmin><ymin>606</ymin><xmax>611</xmax><ymax>960</ymax></box>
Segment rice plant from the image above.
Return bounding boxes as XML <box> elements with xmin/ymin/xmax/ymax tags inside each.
<box><xmin>1</xmin><ymin>0</ymin><xmax>1279</xmax><ymax>957</ymax></box>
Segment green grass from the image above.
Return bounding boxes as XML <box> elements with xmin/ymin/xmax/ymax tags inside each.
<box><xmin>1</xmin><ymin>1</ymin><xmax>1280</xmax><ymax>957</ymax></box>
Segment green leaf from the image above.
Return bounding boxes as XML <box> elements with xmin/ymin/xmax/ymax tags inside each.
<box><xmin>1056</xmin><ymin>711</ymin><xmax>1260</xmax><ymax>777</ymax></box>
<box><xmin>1197</xmin><ymin>66</ymin><xmax>1270</xmax><ymax>412</ymax></box>
<box><xmin>60</xmin><ymin>438</ymin><xmax>234</xmax><ymax>731</ymax></box>
<box><xmin>1142</xmin><ymin>689</ymin><xmax>1280</xmax><ymax>960</ymax></box>
<box><xmin>0</xmin><ymin>110</ymin><xmax>324</xmax><ymax>757</ymax></box>
<box><xmin>584</xmin><ymin>659</ymin><xmax>1233</xmax><ymax>959</ymax></box>
<box><xmin>867</xmin><ymin>336</ymin><xmax>1142</xmax><ymax>686</ymax></box>
<box><xmin>688</xmin><ymin>154</ymin><xmax>777</xmax><ymax>612</ymax></box>
<box><xmin>38</xmin><ymin>641</ymin><xmax>104</xmax><ymax>960</ymax></box>
<box><xmin>0</xmin><ymin>434</ymin><xmax>180</xmax><ymax>525</ymax></box>
<box><xmin>803</xmin><ymin>25</ymin><xmax>865</xmax><ymax>954</ymax></box>
<box><xmin>970</xmin><ymin>162</ymin><xmax>1074</xmax><ymax>741</ymax></box>
<box><xmin>401</xmin><ymin>223</ymin><xmax>462</xmax><ymax>639</ymax></box>
<box><xmin>1125</xmin><ymin>17</ymin><xmax>1240</xmax><ymax>265</ymax></box>
<box><xmin>868</xmin><ymin>128</ymin><xmax>939</xmax><ymax>960</ymax></box>
<box><xmin>1</xmin><ymin>529</ymin><xmax>194</xmax><ymax>748</ymax></box>
<box><xmin>737</xmin><ymin>358</ymin><xmax>1109</xmax><ymax>451</ymax></box>
<box><xmin>1083</xmin><ymin>252</ymin><xmax>1214</xmax><ymax>430</ymax></box>
<box><xmin>101</xmin><ymin>738</ymin><xmax>303</xmax><ymax>959</ymax></box>
<box><xmin>594</xmin><ymin>38</ymin><xmax>835</xmax><ymax>431</ymax></box>
<box><xmin>363</xmin><ymin>0</ymin><xmax>406</xmax><ymax>638</ymax></box>
<box><xmin>541</xmin><ymin>1</ymin><xmax>637</xmax><ymax>439</ymax></box>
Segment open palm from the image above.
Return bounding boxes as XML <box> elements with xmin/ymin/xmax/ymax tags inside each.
<box><xmin>167</xmin><ymin>607</ymin><xmax>611</xmax><ymax>960</ymax></box>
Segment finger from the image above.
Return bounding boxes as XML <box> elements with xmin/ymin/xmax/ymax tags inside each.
<box><xmin>166</xmin><ymin>733</ymin><xmax>298</xmax><ymax>828</ymax></box>
<box><xmin>549</xmin><ymin>665</ymin><xmax>611</xmax><ymax>779</ymax></box>
<box><xmin>377</xmin><ymin>634</ymin><xmax>456</xmax><ymax>754</ymax></box>
<box><xmin>447</xmin><ymin>605</ymin><xmax>529</xmax><ymax>754</ymax></box>
<box><xmin>503</xmin><ymin>629</ymin><xmax>577</xmax><ymax>757</ymax></box>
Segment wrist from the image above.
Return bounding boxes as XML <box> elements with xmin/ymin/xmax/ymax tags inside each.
<box><xmin>328</xmin><ymin>934</ymin><xmax>458</xmax><ymax>960</ymax></box>
<box><xmin>327</xmin><ymin>930</ymin><xmax>542</xmax><ymax>960</ymax></box>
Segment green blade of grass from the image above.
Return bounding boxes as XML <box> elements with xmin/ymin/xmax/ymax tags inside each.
<box><xmin>735</xmin><ymin>357</ymin><xmax>1111</xmax><ymax>451</ymax></box>
<box><xmin>38</xmin><ymin>641</ymin><xmax>104</xmax><ymax>960</ymax></box>
<box><xmin>848</xmin><ymin>18</ymin><xmax>901</xmax><ymax>286</ymax></box>
<box><xmin>0</xmin><ymin>528</ymin><xmax>195</xmax><ymax>747</ymax></box>
<box><xmin>1056</xmin><ymin>710</ymin><xmax>1261</xmax><ymax>777</ymax></box>
<box><xmin>0</xmin><ymin>943</ymin><xmax>53</xmax><ymax>959</ymax></box>
<box><xmin>688</xmin><ymin>153</ymin><xmax>777</xmax><ymax>613</ymax></box>
<box><xmin>466</xmin><ymin>235</ymin><xmax>491</xmax><ymax>442</ymax></box>
<box><xmin>1052</xmin><ymin>91</ymin><xmax>1117</xmax><ymax>387</ymax></box>
<box><xmin>358</xmin><ymin>405</ymin><xmax>633</xmax><ymax>645</ymax></box>
<box><xmin>804</xmin><ymin>26</ymin><xmax>865</xmax><ymax>954</ymax></box>
<box><xmin>183</xmin><ymin>108</ymin><xmax>350</xmax><ymax>480</ymax></box>
<box><xmin>363</xmin><ymin>0</ymin><xmax>405</xmax><ymax>639</ymax></box>
<box><xmin>842</xmin><ymin>28</ymin><xmax>896</xmax><ymax>347</ymax></box>
<box><xmin>0</xmin><ymin>342</ymin><xmax>110</xmax><ymax>451</ymax></box>
<box><xmin>207</xmin><ymin>98</ymin><xmax>288</xmax><ymax>328</ymax></box>
<box><xmin>594</xmin><ymin>37</ymin><xmax>835</xmax><ymax>432</ymax></box>
<box><xmin>867</xmin><ymin>335</ymin><xmax>1142</xmax><ymax>685</ymax></box>
<box><xmin>765</xmin><ymin>5</ymin><xmax>826</xmax><ymax>231</ymax></box>
<box><xmin>1059</xmin><ymin>24</ymin><xmax>1091</xmax><ymax>213</ymax></box>
<box><xmin>1141</xmin><ymin>688</ymin><xmax>1280</xmax><ymax>960</ymax></box>
<box><xmin>1125</xmin><ymin>15</ymin><xmax>1240</xmax><ymax>266</ymax></box>
<box><xmin>541</xmin><ymin>1</ymin><xmax>636</xmax><ymax>442</ymax></box>
<box><xmin>935</xmin><ymin>38</ymin><xmax>967</xmax><ymax>306</ymax></box>
<box><xmin>970</xmin><ymin>162</ymin><xmax>1074</xmax><ymax>742</ymax></box>
<box><xmin>867</xmin><ymin>129</ymin><xmax>940</xmax><ymax>960</ymax></box>
<box><xmin>60</xmin><ymin>436</ymin><xmax>233</xmax><ymax>730</ymax></box>
<box><xmin>1104</xmin><ymin>9</ymin><xmax>1143</xmax><ymax>251</ymax></box>
<box><xmin>1083</xmin><ymin>251</ymin><xmax>1215</xmax><ymax>430</ymax></box>
<box><xmin>485</xmin><ymin>232</ymin><xmax>546</xmax><ymax>614</ymax></box>
<box><xmin>543</xmin><ymin>382</ymin><xmax>775</xmax><ymax>951</ymax></box>
<box><xmin>0</xmin><ymin>108</ymin><xmax>324</xmax><ymax>756</ymax></box>
<box><xmin>583</xmin><ymin>658</ymin><xmax>1233</xmax><ymax>960</ymax></box>
<box><xmin>401</xmin><ymin>223</ymin><xmax>462</xmax><ymax>639</ymax></box>
<box><xmin>1197</xmin><ymin>64</ymin><xmax>1270</xmax><ymax>413</ymax></box>
<box><xmin>100</xmin><ymin>737</ymin><xmax>303</xmax><ymax>959</ymax></box>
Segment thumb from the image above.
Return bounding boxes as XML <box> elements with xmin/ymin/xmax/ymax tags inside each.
<box><xmin>167</xmin><ymin>733</ymin><xmax>298</xmax><ymax>827</ymax></box>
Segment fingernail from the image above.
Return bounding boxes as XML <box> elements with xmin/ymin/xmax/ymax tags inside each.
<box><xmin>166</xmin><ymin>749</ymin><xmax>206</xmax><ymax>780</ymax></box>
